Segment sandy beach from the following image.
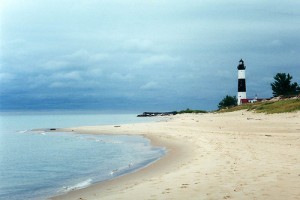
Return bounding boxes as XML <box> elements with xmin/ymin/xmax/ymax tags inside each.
<box><xmin>51</xmin><ymin>110</ymin><xmax>300</xmax><ymax>200</ymax></box>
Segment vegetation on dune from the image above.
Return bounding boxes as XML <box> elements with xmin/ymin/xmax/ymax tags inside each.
<box><xmin>178</xmin><ymin>108</ymin><xmax>207</xmax><ymax>114</ymax></box>
<box><xmin>177</xmin><ymin>99</ymin><xmax>300</xmax><ymax>115</ymax></box>
<box><xmin>218</xmin><ymin>98</ymin><xmax>300</xmax><ymax>114</ymax></box>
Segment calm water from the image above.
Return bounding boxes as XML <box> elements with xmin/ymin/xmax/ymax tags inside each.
<box><xmin>0</xmin><ymin>112</ymin><xmax>165</xmax><ymax>200</ymax></box>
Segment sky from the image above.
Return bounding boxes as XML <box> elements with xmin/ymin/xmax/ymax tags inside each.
<box><xmin>0</xmin><ymin>0</ymin><xmax>300</xmax><ymax>112</ymax></box>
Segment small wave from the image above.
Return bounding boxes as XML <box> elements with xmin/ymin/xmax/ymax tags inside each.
<box><xmin>128</xmin><ymin>162</ymin><xmax>134</xmax><ymax>168</ymax></box>
<box><xmin>91</xmin><ymin>138</ymin><xmax>122</xmax><ymax>144</ymax></box>
<box><xmin>109</xmin><ymin>141</ymin><xmax>122</xmax><ymax>144</ymax></box>
<box><xmin>61</xmin><ymin>178</ymin><xmax>93</xmax><ymax>192</ymax></box>
<box><xmin>78</xmin><ymin>135</ymin><xmax>124</xmax><ymax>144</ymax></box>
<box><xmin>94</xmin><ymin>138</ymin><xmax>122</xmax><ymax>144</ymax></box>
<box><xmin>102</xmin><ymin>139</ymin><xmax>122</xmax><ymax>144</ymax></box>
<box><xmin>110</xmin><ymin>162</ymin><xmax>134</xmax><ymax>176</ymax></box>
<box><xmin>110</xmin><ymin>168</ymin><xmax>119</xmax><ymax>175</ymax></box>
<box><xmin>17</xmin><ymin>129</ymin><xmax>30</xmax><ymax>133</ymax></box>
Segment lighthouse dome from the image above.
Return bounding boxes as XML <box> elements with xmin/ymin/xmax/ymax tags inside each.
<box><xmin>237</xmin><ymin>59</ymin><xmax>246</xmax><ymax>70</ymax></box>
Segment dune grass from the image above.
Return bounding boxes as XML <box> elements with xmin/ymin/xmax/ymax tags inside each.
<box><xmin>219</xmin><ymin>99</ymin><xmax>300</xmax><ymax>114</ymax></box>
<box><xmin>178</xmin><ymin>108</ymin><xmax>207</xmax><ymax>114</ymax></box>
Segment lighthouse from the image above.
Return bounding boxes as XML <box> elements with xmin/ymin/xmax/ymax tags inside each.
<box><xmin>237</xmin><ymin>59</ymin><xmax>246</xmax><ymax>105</ymax></box>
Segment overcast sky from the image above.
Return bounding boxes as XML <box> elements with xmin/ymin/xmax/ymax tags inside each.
<box><xmin>1</xmin><ymin>0</ymin><xmax>299</xmax><ymax>111</ymax></box>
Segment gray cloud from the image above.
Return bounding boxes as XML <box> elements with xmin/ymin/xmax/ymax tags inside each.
<box><xmin>1</xmin><ymin>0</ymin><xmax>300</xmax><ymax>111</ymax></box>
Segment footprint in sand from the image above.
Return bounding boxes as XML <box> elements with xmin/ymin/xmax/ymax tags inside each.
<box><xmin>162</xmin><ymin>189</ymin><xmax>171</xmax><ymax>194</ymax></box>
<box><xmin>181</xmin><ymin>183</ymin><xmax>189</xmax><ymax>188</ymax></box>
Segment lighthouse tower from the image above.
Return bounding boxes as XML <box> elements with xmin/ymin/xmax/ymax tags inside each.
<box><xmin>237</xmin><ymin>59</ymin><xmax>247</xmax><ymax>105</ymax></box>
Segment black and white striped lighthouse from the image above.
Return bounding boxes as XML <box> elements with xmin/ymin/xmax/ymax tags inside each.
<box><xmin>237</xmin><ymin>59</ymin><xmax>246</xmax><ymax>105</ymax></box>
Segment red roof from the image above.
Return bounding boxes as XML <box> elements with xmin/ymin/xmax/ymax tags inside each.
<box><xmin>241</xmin><ymin>99</ymin><xmax>249</xmax><ymax>103</ymax></box>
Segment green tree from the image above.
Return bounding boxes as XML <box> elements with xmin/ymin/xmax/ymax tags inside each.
<box><xmin>271</xmin><ymin>73</ymin><xmax>300</xmax><ymax>97</ymax></box>
<box><xmin>218</xmin><ymin>95</ymin><xmax>237</xmax><ymax>109</ymax></box>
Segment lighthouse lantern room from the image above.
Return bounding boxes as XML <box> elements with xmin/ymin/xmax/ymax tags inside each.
<box><xmin>237</xmin><ymin>59</ymin><xmax>247</xmax><ymax>105</ymax></box>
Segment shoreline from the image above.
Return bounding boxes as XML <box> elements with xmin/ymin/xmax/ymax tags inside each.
<box><xmin>51</xmin><ymin>111</ymin><xmax>300</xmax><ymax>200</ymax></box>
<box><xmin>50</xmin><ymin>120</ymin><xmax>196</xmax><ymax>200</ymax></box>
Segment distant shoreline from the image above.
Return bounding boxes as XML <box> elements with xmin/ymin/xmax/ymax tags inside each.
<box><xmin>51</xmin><ymin>110</ymin><xmax>300</xmax><ymax>200</ymax></box>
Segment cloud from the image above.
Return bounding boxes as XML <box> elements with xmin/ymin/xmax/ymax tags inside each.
<box><xmin>1</xmin><ymin>0</ymin><xmax>300</xmax><ymax>111</ymax></box>
<box><xmin>49</xmin><ymin>82</ymin><xmax>66</xmax><ymax>88</ymax></box>
<box><xmin>53</xmin><ymin>71</ymin><xmax>82</xmax><ymax>81</ymax></box>
<box><xmin>41</xmin><ymin>50</ymin><xmax>110</xmax><ymax>70</ymax></box>
<box><xmin>109</xmin><ymin>73</ymin><xmax>134</xmax><ymax>81</ymax></box>
<box><xmin>121</xmin><ymin>39</ymin><xmax>156</xmax><ymax>53</ymax></box>
<box><xmin>0</xmin><ymin>73</ymin><xmax>15</xmax><ymax>83</ymax></box>
<box><xmin>42</xmin><ymin>60</ymin><xmax>69</xmax><ymax>70</ymax></box>
<box><xmin>140</xmin><ymin>81</ymin><xmax>159</xmax><ymax>90</ymax></box>
<box><xmin>138</xmin><ymin>55</ymin><xmax>179</xmax><ymax>66</ymax></box>
<box><xmin>269</xmin><ymin>40</ymin><xmax>283</xmax><ymax>47</ymax></box>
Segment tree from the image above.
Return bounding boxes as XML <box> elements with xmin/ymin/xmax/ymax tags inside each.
<box><xmin>271</xmin><ymin>73</ymin><xmax>300</xmax><ymax>97</ymax></box>
<box><xmin>218</xmin><ymin>95</ymin><xmax>237</xmax><ymax>109</ymax></box>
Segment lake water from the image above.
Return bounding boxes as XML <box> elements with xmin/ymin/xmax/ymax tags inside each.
<box><xmin>0</xmin><ymin>112</ymin><xmax>165</xmax><ymax>200</ymax></box>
